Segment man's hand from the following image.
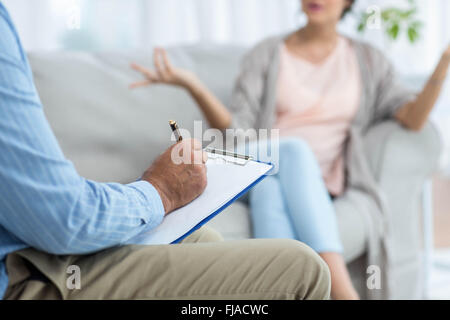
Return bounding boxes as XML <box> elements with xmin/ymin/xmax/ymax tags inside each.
<box><xmin>142</xmin><ymin>139</ymin><xmax>208</xmax><ymax>215</ymax></box>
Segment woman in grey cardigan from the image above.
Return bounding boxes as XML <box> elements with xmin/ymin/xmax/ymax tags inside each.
<box><xmin>131</xmin><ymin>0</ymin><xmax>450</xmax><ymax>299</ymax></box>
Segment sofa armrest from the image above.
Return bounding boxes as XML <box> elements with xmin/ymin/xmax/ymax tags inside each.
<box><xmin>363</xmin><ymin>121</ymin><xmax>442</xmax><ymax>183</ymax></box>
<box><xmin>361</xmin><ymin>120</ymin><xmax>442</xmax><ymax>298</ymax></box>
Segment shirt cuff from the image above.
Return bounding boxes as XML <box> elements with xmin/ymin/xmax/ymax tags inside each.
<box><xmin>127</xmin><ymin>180</ymin><xmax>165</xmax><ymax>227</ymax></box>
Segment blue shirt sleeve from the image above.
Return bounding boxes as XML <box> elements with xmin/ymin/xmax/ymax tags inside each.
<box><xmin>0</xmin><ymin>4</ymin><xmax>165</xmax><ymax>255</ymax></box>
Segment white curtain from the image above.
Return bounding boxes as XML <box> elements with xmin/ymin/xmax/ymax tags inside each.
<box><xmin>3</xmin><ymin>0</ymin><xmax>450</xmax><ymax>74</ymax></box>
<box><xmin>140</xmin><ymin>0</ymin><xmax>300</xmax><ymax>46</ymax></box>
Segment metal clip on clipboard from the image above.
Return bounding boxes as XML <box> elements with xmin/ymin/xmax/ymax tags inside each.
<box><xmin>204</xmin><ymin>147</ymin><xmax>253</xmax><ymax>166</ymax></box>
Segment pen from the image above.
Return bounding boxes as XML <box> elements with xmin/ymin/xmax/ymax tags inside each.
<box><xmin>169</xmin><ymin>120</ymin><xmax>183</xmax><ymax>142</ymax></box>
<box><xmin>168</xmin><ymin>120</ymin><xmax>252</xmax><ymax>165</ymax></box>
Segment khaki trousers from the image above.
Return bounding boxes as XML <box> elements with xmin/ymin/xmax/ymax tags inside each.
<box><xmin>4</xmin><ymin>227</ymin><xmax>330</xmax><ymax>300</ymax></box>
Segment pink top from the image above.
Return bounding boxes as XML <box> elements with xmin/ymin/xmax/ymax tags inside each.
<box><xmin>274</xmin><ymin>37</ymin><xmax>361</xmax><ymax>196</ymax></box>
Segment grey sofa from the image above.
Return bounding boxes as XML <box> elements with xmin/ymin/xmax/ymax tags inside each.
<box><xmin>28</xmin><ymin>45</ymin><xmax>441</xmax><ymax>299</ymax></box>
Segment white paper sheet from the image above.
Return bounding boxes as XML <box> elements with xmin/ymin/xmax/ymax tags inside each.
<box><xmin>126</xmin><ymin>157</ymin><xmax>272</xmax><ymax>245</ymax></box>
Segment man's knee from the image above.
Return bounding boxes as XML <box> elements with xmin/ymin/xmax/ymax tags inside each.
<box><xmin>273</xmin><ymin>239</ymin><xmax>331</xmax><ymax>300</ymax></box>
<box><xmin>181</xmin><ymin>226</ymin><xmax>224</xmax><ymax>244</ymax></box>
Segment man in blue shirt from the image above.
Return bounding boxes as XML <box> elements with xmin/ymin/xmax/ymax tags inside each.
<box><xmin>0</xmin><ymin>2</ymin><xmax>330</xmax><ymax>300</ymax></box>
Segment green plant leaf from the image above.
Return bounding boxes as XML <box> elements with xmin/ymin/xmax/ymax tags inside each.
<box><xmin>357</xmin><ymin>22</ymin><xmax>366</xmax><ymax>33</ymax></box>
<box><xmin>356</xmin><ymin>11</ymin><xmax>371</xmax><ymax>33</ymax></box>
<box><xmin>387</xmin><ymin>23</ymin><xmax>400</xmax><ymax>40</ymax></box>
<box><xmin>408</xmin><ymin>26</ymin><xmax>419</xmax><ymax>43</ymax></box>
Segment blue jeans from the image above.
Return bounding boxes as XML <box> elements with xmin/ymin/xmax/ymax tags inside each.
<box><xmin>249</xmin><ymin>138</ymin><xmax>343</xmax><ymax>253</ymax></box>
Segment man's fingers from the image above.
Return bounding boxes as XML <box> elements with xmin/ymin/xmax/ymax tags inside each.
<box><xmin>178</xmin><ymin>139</ymin><xmax>205</xmax><ymax>165</ymax></box>
<box><xmin>191</xmin><ymin>139</ymin><xmax>203</xmax><ymax>150</ymax></box>
<box><xmin>191</xmin><ymin>149</ymin><xmax>208</xmax><ymax>165</ymax></box>
<box><xmin>179</xmin><ymin>138</ymin><xmax>202</xmax><ymax>150</ymax></box>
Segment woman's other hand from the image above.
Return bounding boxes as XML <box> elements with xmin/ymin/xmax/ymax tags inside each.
<box><xmin>396</xmin><ymin>42</ymin><xmax>450</xmax><ymax>131</ymax></box>
<box><xmin>443</xmin><ymin>44</ymin><xmax>450</xmax><ymax>60</ymax></box>
<box><xmin>130</xmin><ymin>48</ymin><xmax>198</xmax><ymax>89</ymax></box>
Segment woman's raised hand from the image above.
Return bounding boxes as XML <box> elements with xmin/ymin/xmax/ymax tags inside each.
<box><xmin>444</xmin><ymin>44</ymin><xmax>450</xmax><ymax>59</ymax></box>
<box><xmin>130</xmin><ymin>47</ymin><xmax>232</xmax><ymax>130</ymax></box>
<box><xmin>130</xmin><ymin>48</ymin><xmax>197</xmax><ymax>89</ymax></box>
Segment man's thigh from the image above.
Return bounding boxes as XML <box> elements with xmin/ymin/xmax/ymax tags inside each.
<box><xmin>181</xmin><ymin>226</ymin><xmax>224</xmax><ymax>244</ymax></box>
<box><xmin>66</xmin><ymin>238</ymin><xmax>330</xmax><ymax>300</ymax></box>
<box><xmin>5</xmin><ymin>228</ymin><xmax>330</xmax><ymax>300</ymax></box>
<box><xmin>4</xmin><ymin>227</ymin><xmax>221</xmax><ymax>300</ymax></box>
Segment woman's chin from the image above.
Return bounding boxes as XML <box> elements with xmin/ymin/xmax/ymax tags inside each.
<box><xmin>306</xmin><ymin>15</ymin><xmax>336</xmax><ymax>26</ymax></box>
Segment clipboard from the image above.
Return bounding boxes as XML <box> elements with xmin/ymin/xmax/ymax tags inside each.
<box><xmin>126</xmin><ymin>148</ymin><xmax>273</xmax><ymax>246</ymax></box>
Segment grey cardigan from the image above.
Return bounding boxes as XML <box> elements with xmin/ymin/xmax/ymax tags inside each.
<box><xmin>229</xmin><ymin>34</ymin><xmax>416</xmax><ymax>299</ymax></box>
